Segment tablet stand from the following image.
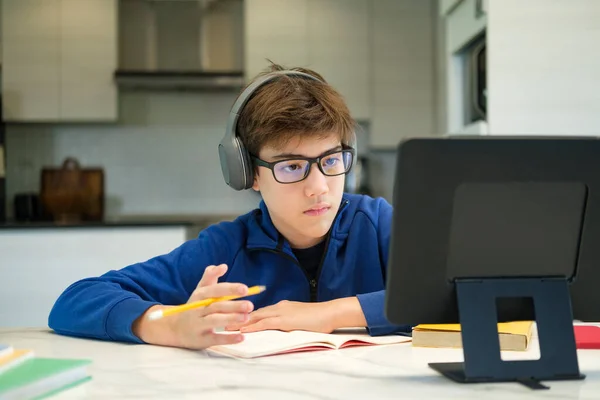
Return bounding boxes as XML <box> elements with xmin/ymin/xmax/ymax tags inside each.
<box><xmin>428</xmin><ymin>277</ymin><xmax>585</xmax><ymax>390</ymax></box>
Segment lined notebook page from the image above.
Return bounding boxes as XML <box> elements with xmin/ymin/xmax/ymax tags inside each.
<box><xmin>327</xmin><ymin>330</ymin><xmax>412</xmax><ymax>348</ymax></box>
<box><xmin>212</xmin><ymin>330</ymin><xmax>337</xmax><ymax>358</ymax></box>
<box><xmin>209</xmin><ymin>329</ymin><xmax>411</xmax><ymax>358</ymax></box>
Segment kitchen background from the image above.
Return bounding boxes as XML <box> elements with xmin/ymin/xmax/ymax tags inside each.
<box><xmin>2</xmin><ymin>0</ymin><xmax>439</xmax><ymax>225</ymax></box>
<box><xmin>1</xmin><ymin>0</ymin><xmax>599</xmax><ymax>327</ymax></box>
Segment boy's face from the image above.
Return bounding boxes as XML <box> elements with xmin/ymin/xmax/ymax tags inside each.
<box><xmin>252</xmin><ymin>134</ymin><xmax>346</xmax><ymax>249</ymax></box>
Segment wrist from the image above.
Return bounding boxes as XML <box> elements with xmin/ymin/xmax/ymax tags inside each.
<box><xmin>326</xmin><ymin>297</ymin><xmax>367</xmax><ymax>331</ymax></box>
<box><xmin>132</xmin><ymin>305</ymin><xmax>179</xmax><ymax>346</ymax></box>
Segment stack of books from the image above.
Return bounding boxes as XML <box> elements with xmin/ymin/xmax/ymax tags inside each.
<box><xmin>0</xmin><ymin>344</ymin><xmax>91</xmax><ymax>399</ymax></box>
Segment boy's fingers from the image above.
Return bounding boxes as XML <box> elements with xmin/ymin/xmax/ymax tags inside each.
<box><xmin>202</xmin><ymin>312</ymin><xmax>250</xmax><ymax>330</ymax></box>
<box><xmin>200</xmin><ymin>300</ymin><xmax>254</xmax><ymax>317</ymax></box>
<box><xmin>191</xmin><ymin>283</ymin><xmax>248</xmax><ymax>302</ymax></box>
<box><xmin>197</xmin><ymin>264</ymin><xmax>228</xmax><ymax>288</ymax></box>
<box><xmin>240</xmin><ymin>317</ymin><xmax>282</xmax><ymax>333</ymax></box>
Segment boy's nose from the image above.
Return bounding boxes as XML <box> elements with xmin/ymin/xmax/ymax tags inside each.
<box><xmin>304</xmin><ymin>164</ymin><xmax>329</xmax><ymax>197</ymax></box>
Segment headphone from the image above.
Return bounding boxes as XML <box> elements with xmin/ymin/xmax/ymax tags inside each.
<box><xmin>218</xmin><ymin>70</ymin><xmax>357</xmax><ymax>191</ymax></box>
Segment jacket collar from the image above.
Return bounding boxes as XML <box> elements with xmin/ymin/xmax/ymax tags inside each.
<box><xmin>246</xmin><ymin>200</ymin><xmax>280</xmax><ymax>249</ymax></box>
<box><xmin>246</xmin><ymin>196</ymin><xmax>350</xmax><ymax>251</ymax></box>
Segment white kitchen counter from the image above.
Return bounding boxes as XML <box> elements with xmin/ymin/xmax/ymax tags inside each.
<box><xmin>0</xmin><ymin>225</ymin><xmax>189</xmax><ymax>328</ymax></box>
<box><xmin>1</xmin><ymin>327</ymin><xmax>599</xmax><ymax>399</ymax></box>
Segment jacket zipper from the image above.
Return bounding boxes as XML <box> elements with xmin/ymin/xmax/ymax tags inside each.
<box><xmin>311</xmin><ymin>199</ymin><xmax>349</xmax><ymax>302</ymax></box>
<box><xmin>248</xmin><ymin>246</ymin><xmax>312</xmax><ymax>296</ymax></box>
<box><xmin>248</xmin><ymin>199</ymin><xmax>350</xmax><ymax>302</ymax></box>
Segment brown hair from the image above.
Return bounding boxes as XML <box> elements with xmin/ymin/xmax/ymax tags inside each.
<box><xmin>236</xmin><ymin>61</ymin><xmax>356</xmax><ymax>157</ymax></box>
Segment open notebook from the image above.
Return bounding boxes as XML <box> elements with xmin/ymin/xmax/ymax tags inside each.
<box><xmin>208</xmin><ymin>329</ymin><xmax>412</xmax><ymax>359</ymax></box>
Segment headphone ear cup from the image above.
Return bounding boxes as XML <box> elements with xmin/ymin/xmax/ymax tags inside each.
<box><xmin>219</xmin><ymin>133</ymin><xmax>253</xmax><ymax>191</ymax></box>
<box><xmin>237</xmin><ymin>137</ymin><xmax>254</xmax><ymax>189</ymax></box>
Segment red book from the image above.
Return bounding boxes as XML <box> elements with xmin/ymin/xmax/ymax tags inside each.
<box><xmin>574</xmin><ymin>326</ymin><xmax>600</xmax><ymax>349</ymax></box>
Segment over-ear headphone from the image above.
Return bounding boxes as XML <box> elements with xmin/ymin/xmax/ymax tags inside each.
<box><xmin>218</xmin><ymin>70</ymin><xmax>357</xmax><ymax>191</ymax></box>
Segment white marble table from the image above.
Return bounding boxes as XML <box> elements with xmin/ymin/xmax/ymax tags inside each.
<box><xmin>1</xmin><ymin>328</ymin><xmax>600</xmax><ymax>399</ymax></box>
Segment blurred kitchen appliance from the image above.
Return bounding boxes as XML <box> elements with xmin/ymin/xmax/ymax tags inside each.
<box><xmin>464</xmin><ymin>34</ymin><xmax>486</xmax><ymax>124</ymax></box>
<box><xmin>40</xmin><ymin>158</ymin><xmax>105</xmax><ymax>223</ymax></box>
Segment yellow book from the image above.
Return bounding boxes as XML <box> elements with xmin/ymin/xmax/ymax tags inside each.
<box><xmin>412</xmin><ymin>321</ymin><xmax>534</xmax><ymax>351</ymax></box>
<box><xmin>0</xmin><ymin>349</ymin><xmax>35</xmax><ymax>375</ymax></box>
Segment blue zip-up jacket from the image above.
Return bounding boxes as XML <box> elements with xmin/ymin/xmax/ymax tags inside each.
<box><xmin>48</xmin><ymin>193</ymin><xmax>410</xmax><ymax>343</ymax></box>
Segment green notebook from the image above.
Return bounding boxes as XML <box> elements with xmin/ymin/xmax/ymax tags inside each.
<box><xmin>0</xmin><ymin>358</ymin><xmax>91</xmax><ymax>400</ymax></box>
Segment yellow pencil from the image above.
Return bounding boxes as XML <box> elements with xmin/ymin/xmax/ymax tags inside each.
<box><xmin>147</xmin><ymin>285</ymin><xmax>266</xmax><ymax>321</ymax></box>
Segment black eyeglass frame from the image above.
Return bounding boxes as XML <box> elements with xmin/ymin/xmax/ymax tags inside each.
<box><xmin>250</xmin><ymin>147</ymin><xmax>356</xmax><ymax>184</ymax></box>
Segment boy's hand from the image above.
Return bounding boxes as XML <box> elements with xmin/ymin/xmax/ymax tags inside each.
<box><xmin>227</xmin><ymin>297</ymin><xmax>368</xmax><ymax>334</ymax></box>
<box><xmin>226</xmin><ymin>300</ymin><xmax>337</xmax><ymax>334</ymax></box>
<box><xmin>133</xmin><ymin>264</ymin><xmax>254</xmax><ymax>349</ymax></box>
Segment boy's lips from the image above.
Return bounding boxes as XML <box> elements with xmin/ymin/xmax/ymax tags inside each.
<box><xmin>303</xmin><ymin>203</ymin><xmax>331</xmax><ymax>216</ymax></box>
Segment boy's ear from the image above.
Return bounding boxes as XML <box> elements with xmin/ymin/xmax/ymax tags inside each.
<box><xmin>252</xmin><ymin>171</ymin><xmax>260</xmax><ymax>192</ymax></box>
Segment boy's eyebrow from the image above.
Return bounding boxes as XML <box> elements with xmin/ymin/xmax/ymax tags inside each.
<box><xmin>271</xmin><ymin>145</ymin><xmax>343</xmax><ymax>160</ymax></box>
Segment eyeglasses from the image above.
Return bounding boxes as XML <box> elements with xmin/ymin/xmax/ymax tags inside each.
<box><xmin>251</xmin><ymin>148</ymin><xmax>355</xmax><ymax>184</ymax></box>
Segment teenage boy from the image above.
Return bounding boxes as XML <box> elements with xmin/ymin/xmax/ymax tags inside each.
<box><xmin>48</xmin><ymin>63</ymin><xmax>409</xmax><ymax>350</ymax></box>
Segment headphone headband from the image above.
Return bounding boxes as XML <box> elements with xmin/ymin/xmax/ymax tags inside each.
<box><xmin>230</xmin><ymin>70</ymin><xmax>321</xmax><ymax>118</ymax></box>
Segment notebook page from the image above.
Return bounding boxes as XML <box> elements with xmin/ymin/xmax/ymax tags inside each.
<box><xmin>209</xmin><ymin>330</ymin><xmax>337</xmax><ymax>358</ymax></box>
<box><xmin>326</xmin><ymin>330</ymin><xmax>412</xmax><ymax>348</ymax></box>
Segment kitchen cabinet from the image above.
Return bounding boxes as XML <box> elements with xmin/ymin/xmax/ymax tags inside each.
<box><xmin>0</xmin><ymin>225</ymin><xmax>188</xmax><ymax>328</ymax></box>
<box><xmin>244</xmin><ymin>0</ymin><xmax>370</xmax><ymax>120</ymax></box>
<box><xmin>60</xmin><ymin>0</ymin><xmax>118</xmax><ymax>121</ymax></box>
<box><xmin>2</xmin><ymin>0</ymin><xmax>117</xmax><ymax>122</ymax></box>
<box><xmin>2</xmin><ymin>0</ymin><xmax>61</xmax><ymax>121</ymax></box>
<box><xmin>370</xmin><ymin>0</ymin><xmax>435</xmax><ymax>149</ymax></box>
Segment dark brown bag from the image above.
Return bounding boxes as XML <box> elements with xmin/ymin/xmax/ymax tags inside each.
<box><xmin>40</xmin><ymin>157</ymin><xmax>104</xmax><ymax>223</ymax></box>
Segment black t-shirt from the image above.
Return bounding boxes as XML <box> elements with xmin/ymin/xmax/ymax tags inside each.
<box><xmin>292</xmin><ymin>239</ymin><xmax>327</xmax><ymax>282</ymax></box>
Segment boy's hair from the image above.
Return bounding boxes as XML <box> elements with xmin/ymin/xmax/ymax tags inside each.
<box><xmin>236</xmin><ymin>62</ymin><xmax>356</xmax><ymax>157</ymax></box>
